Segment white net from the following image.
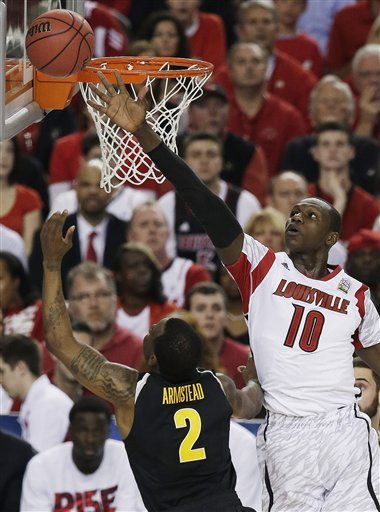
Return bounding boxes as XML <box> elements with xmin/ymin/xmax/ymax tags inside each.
<box><xmin>79</xmin><ymin>60</ymin><xmax>212</xmax><ymax>192</ymax></box>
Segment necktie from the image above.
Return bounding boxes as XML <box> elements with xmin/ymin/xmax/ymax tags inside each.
<box><xmin>86</xmin><ymin>231</ymin><xmax>97</xmax><ymax>262</ymax></box>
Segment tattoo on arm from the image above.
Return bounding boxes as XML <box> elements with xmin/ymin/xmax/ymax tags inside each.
<box><xmin>70</xmin><ymin>345</ymin><xmax>137</xmax><ymax>404</ymax></box>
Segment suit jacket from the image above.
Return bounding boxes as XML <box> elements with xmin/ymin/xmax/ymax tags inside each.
<box><xmin>29</xmin><ymin>213</ymin><xmax>126</xmax><ymax>296</ymax></box>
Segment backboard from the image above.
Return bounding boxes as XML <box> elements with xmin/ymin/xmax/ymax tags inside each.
<box><xmin>0</xmin><ymin>0</ymin><xmax>84</xmax><ymax>140</ymax></box>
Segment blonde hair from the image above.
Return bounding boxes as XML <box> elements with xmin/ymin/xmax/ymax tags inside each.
<box><xmin>244</xmin><ymin>207</ymin><xmax>285</xmax><ymax>250</ymax></box>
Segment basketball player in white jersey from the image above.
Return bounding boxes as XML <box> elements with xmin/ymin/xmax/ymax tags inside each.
<box><xmin>87</xmin><ymin>72</ymin><xmax>380</xmax><ymax>512</ymax></box>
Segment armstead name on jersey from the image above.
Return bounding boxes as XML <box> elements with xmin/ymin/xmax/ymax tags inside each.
<box><xmin>162</xmin><ymin>383</ymin><xmax>205</xmax><ymax>405</ymax></box>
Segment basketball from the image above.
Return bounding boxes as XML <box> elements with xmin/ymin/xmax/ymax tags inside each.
<box><xmin>25</xmin><ymin>9</ymin><xmax>95</xmax><ymax>77</ymax></box>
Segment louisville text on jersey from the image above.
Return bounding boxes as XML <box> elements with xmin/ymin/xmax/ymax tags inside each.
<box><xmin>273</xmin><ymin>279</ymin><xmax>350</xmax><ymax>315</ymax></box>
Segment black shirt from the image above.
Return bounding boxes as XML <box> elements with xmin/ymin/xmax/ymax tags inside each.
<box><xmin>124</xmin><ymin>370</ymin><xmax>236</xmax><ymax>512</ymax></box>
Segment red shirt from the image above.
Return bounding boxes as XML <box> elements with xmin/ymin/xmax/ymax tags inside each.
<box><xmin>219</xmin><ymin>337</ymin><xmax>250</xmax><ymax>389</ymax></box>
<box><xmin>4</xmin><ymin>300</ymin><xmax>44</xmax><ymax>342</ymax></box>
<box><xmin>327</xmin><ymin>0</ymin><xmax>375</xmax><ymax>72</ymax></box>
<box><xmin>213</xmin><ymin>50</ymin><xmax>316</xmax><ymax>122</ymax></box>
<box><xmin>188</xmin><ymin>12</ymin><xmax>227</xmax><ymax>72</ymax></box>
<box><xmin>49</xmin><ymin>131</ymin><xmax>87</xmax><ymax>185</ymax></box>
<box><xmin>308</xmin><ymin>183</ymin><xmax>380</xmax><ymax>241</ymax></box>
<box><xmin>275</xmin><ymin>33</ymin><xmax>323</xmax><ymax>78</ymax></box>
<box><xmin>85</xmin><ymin>1</ymin><xmax>128</xmax><ymax>57</ymax></box>
<box><xmin>0</xmin><ymin>185</ymin><xmax>42</xmax><ymax>235</ymax></box>
<box><xmin>228</xmin><ymin>93</ymin><xmax>307</xmax><ymax>177</ymax></box>
<box><xmin>100</xmin><ymin>325</ymin><xmax>144</xmax><ymax>368</ymax></box>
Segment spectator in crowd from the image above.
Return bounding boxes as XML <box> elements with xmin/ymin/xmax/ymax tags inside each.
<box><xmin>266</xmin><ymin>171</ymin><xmax>308</xmax><ymax>218</ymax></box>
<box><xmin>41</xmin><ymin>213</ymin><xmax>263</xmax><ymax>512</ymax></box>
<box><xmin>0</xmin><ymin>334</ymin><xmax>73</xmax><ymax>451</ymax></box>
<box><xmin>0</xmin><ymin>430</ymin><xmax>35</xmax><ymax>512</ymax></box>
<box><xmin>139</xmin><ymin>11</ymin><xmax>189</xmax><ymax>58</ymax></box>
<box><xmin>0</xmin><ymin>252</ymin><xmax>43</xmax><ymax>343</ymax></box>
<box><xmin>226</xmin><ymin>42</ymin><xmax>307</xmax><ymax>176</ymax></box>
<box><xmin>0</xmin><ymin>225</ymin><xmax>27</xmax><ymax>269</ymax></box>
<box><xmin>159</xmin><ymin>132</ymin><xmax>261</xmax><ymax>272</ymax></box>
<box><xmin>30</xmin><ymin>160</ymin><xmax>126</xmax><ymax>295</ymax></box>
<box><xmin>85</xmin><ymin>0</ymin><xmax>129</xmax><ymax>57</ymax></box>
<box><xmin>166</xmin><ymin>0</ymin><xmax>227</xmax><ymax>71</ymax></box>
<box><xmin>217</xmin><ymin>265</ymin><xmax>249</xmax><ymax>347</ymax></box>
<box><xmin>297</xmin><ymin>0</ymin><xmax>355</xmax><ymax>56</ymax></box>
<box><xmin>51</xmin><ymin>322</ymin><xmax>93</xmax><ymax>402</ymax></box>
<box><xmin>353</xmin><ymin>357</ymin><xmax>380</xmax><ymax>437</ymax></box>
<box><xmin>67</xmin><ymin>262</ymin><xmax>144</xmax><ymax>371</ymax></box>
<box><xmin>367</xmin><ymin>14</ymin><xmax>380</xmax><ymax>44</ymax></box>
<box><xmin>326</xmin><ymin>0</ymin><xmax>379</xmax><ymax>78</ymax></box>
<box><xmin>282</xmin><ymin>75</ymin><xmax>380</xmax><ymax>194</ymax></box>
<box><xmin>114</xmin><ymin>242</ymin><xmax>178</xmax><ymax>338</ymax></box>
<box><xmin>127</xmin><ymin>202</ymin><xmax>211</xmax><ymax>307</ymax></box>
<box><xmin>186</xmin><ymin>282</ymin><xmax>250</xmax><ymax>389</ymax></box>
<box><xmin>21</xmin><ymin>396</ymin><xmax>146</xmax><ymax>512</ymax></box>
<box><xmin>48</xmin><ymin>105</ymin><xmax>96</xmax><ymax>204</ymax></box>
<box><xmin>274</xmin><ymin>0</ymin><xmax>323</xmax><ymax>77</ymax></box>
<box><xmin>214</xmin><ymin>0</ymin><xmax>317</xmax><ymax>122</ymax></box>
<box><xmin>352</xmin><ymin>44</ymin><xmax>380</xmax><ymax>141</ymax></box>
<box><xmin>346</xmin><ymin>229</ymin><xmax>380</xmax><ymax>313</ymax></box>
<box><xmin>309</xmin><ymin>122</ymin><xmax>380</xmax><ymax>242</ymax></box>
<box><xmin>183</xmin><ymin>83</ymin><xmax>269</xmax><ymax>205</ymax></box>
<box><xmin>0</xmin><ymin>139</ymin><xmax>42</xmax><ymax>257</ymax></box>
<box><xmin>244</xmin><ymin>207</ymin><xmax>286</xmax><ymax>253</ymax></box>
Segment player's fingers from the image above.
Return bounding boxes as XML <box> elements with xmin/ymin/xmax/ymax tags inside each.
<box><xmin>64</xmin><ymin>225</ymin><xmax>76</xmax><ymax>244</ymax></box>
<box><xmin>88</xmin><ymin>83</ymin><xmax>110</xmax><ymax>105</ymax></box>
<box><xmin>97</xmin><ymin>71</ymin><xmax>117</xmax><ymax>96</ymax></box>
<box><xmin>87</xmin><ymin>99</ymin><xmax>107</xmax><ymax>114</ymax></box>
<box><xmin>137</xmin><ymin>85</ymin><xmax>149</xmax><ymax>102</ymax></box>
<box><xmin>115</xmin><ymin>70</ymin><xmax>128</xmax><ymax>95</ymax></box>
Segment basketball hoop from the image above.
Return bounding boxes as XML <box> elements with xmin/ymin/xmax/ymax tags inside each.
<box><xmin>75</xmin><ymin>56</ymin><xmax>213</xmax><ymax>192</ymax></box>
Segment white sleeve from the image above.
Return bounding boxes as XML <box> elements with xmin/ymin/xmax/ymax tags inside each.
<box><xmin>358</xmin><ymin>289</ymin><xmax>380</xmax><ymax>348</ymax></box>
<box><xmin>49</xmin><ymin>190</ymin><xmax>77</xmax><ymax>217</ymax></box>
<box><xmin>48</xmin><ymin>181</ymin><xmax>71</xmax><ymax>206</ymax></box>
<box><xmin>158</xmin><ymin>192</ymin><xmax>176</xmax><ymax>258</ymax></box>
<box><xmin>229</xmin><ymin>421</ymin><xmax>262</xmax><ymax>512</ymax></box>
<box><xmin>113</xmin><ymin>448</ymin><xmax>147</xmax><ymax>511</ymax></box>
<box><xmin>20</xmin><ymin>456</ymin><xmax>52</xmax><ymax>512</ymax></box>
<box><xmin>28</xmin><ymin>398</ymin><xmax>71</xmax><ymax>452</ymax></box>
<box><xmin>236</xmin><ymin>190</ymin><xmax>261</xmax><ymax>229</ymax></box>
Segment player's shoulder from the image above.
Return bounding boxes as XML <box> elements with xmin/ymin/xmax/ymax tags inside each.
<box><xmin>26</xmin><ymin>441</ymin><xmax>72</xmax><ymax>468</ymax></box>
<box><xmin>104</xmin><ymin>438</ymin><xmax>126</xmax><ymax>455</ymax></box>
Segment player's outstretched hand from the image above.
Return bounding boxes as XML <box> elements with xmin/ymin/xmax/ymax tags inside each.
<box><xmin>41</xmin><ymin>211</ymin><xmax>75</xmax><ymax>267</ymax></box>
<box><xmin>238</xmin><ymin>355</ymin><xmax>258</xmax><ymax>385</ymax></box>
<box><xmin>87</xmin><ymin>71</ymin><xmax>148</xmax><ymax>133</ymax></box>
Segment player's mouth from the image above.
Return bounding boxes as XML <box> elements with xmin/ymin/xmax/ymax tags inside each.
<box><xmin>286</xmin><ymin>224</ymin><xmax>300</xmax><ymax>235</ymax></box>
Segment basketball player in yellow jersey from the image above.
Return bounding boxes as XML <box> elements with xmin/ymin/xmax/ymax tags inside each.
<box><xmin>41</xmin><ymin>211</ymin><xmax>263</xmax><ymax>512</ymax></box>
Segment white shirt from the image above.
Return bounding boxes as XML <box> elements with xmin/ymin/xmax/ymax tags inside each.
<box><xmin>116</xmin><ymin>306</ymin><xmax>150</xmax><ymax>338</ymax></box>
<box><xmin>158</xmin><ymin>180</ymin><xmax>261</xmax><ymax>257</ymax></box>
<box><xmin>19</xmin><ymin>375</ymin><xmax>73</xmax><ymax>451</ymax></box>
<box><xmin>161</xmin><ymin>257</ymin><xmax>194</xmax><ymax>307</ymax></box>
<box><xmin>77</xmin><ymin>214</ymin><xmax>108</xmax><ymax>263</ymax></box>
<box><xmin>230</xmin><ymin>420</ymin><xmax>262</xmax><ymax>512</ymax></box>
<box><xmin>21</xmin><ymin>439</ymin><xmax>146</xmax><ymax>511</ymax></box>
<box><xmin>0</xmin><ymin>224</ymin><xmax>28</xmax><ymax>269</ymax></box>
<box><xmin>227</xmin><ymin>234</ymin><xmax>380</xmax><ymax>416</ymax></box>
<box><xmin>49</xmin><ymin>187</ymin><xmax>152</xmax><ymax>222</ymax></box>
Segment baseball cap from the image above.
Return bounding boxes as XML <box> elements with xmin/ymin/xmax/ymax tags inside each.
<box><xmin>192</xmin><ymin>83</ymin><xmax>228</xmax><ymax>105</ymax></box>
<box><xmin>347</xmin><ymin>229</ymin><xmax>380</xmax><ymax>254</ymax></box>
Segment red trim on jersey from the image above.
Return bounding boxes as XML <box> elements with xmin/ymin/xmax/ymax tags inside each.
<box><xmin>319</xmin><ymin>265</ymin><xmax>342</xmax><ymax>281</ymax></box>
<box><xmin>251</xmin><ymin>249</ymin><xmax>276</xmax><ymax>293</ymax></box>
<box><xmin>352</xmin><ymin>284</ymin><xmax>368</xmax><ymax>349</ymax></box>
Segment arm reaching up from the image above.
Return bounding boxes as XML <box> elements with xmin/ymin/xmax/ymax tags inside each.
<box><xmin>41</xmin><ymin>212</ymin><xmax>138</xmax><ymax>438</ymax></box>
<box><xmin>217</xmin><ymin>355</ymin><xmax>263</xmax><ymax>419</ymax></box>
<box><xmin>87</xmin><ymin>72</ymin><xmax>244</xmax><ymax>265</ymax></box>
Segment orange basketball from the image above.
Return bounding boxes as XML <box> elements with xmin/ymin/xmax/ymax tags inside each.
<box><xmin>25</xmin><ymin>9</ymin><xmax>95</xmax><ymax>77</ymax></box>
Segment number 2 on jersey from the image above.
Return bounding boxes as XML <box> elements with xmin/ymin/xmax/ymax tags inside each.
<box><xmin>284</xmin><ymin>304</ymin><xmax>325</xmax><ymax>352</ymax></box>
<box><xmin>174</xmin><ymin>408</ymin><xmax>206</xmax><ymax>463</ymax></box>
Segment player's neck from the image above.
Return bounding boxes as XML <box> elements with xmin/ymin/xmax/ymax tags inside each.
<box><xmin>73</xmin><ymin>450</ymin><xmax>104</xmax><ymax>475</ymax></box>
<box><xmin>278</xmin><ymin>23</ymin><xmax>297</xmax><ymax>36</ymax></box>
<box><xmin>290</xmin><ymin>253</ymin><xmax>330</xmax><ymax>279</ymax></box>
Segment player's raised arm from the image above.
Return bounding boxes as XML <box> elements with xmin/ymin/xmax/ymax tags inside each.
<box><xmin>217</xmin><ymin>355</ymin><xmax>263</xmax><ymax>419</ymax></box>
<box><xmin>87</xmin><ymin>71</ymin><xmax>244</xmax><ymax>266</ymax></box>
<box><xmin>41</xmin><ymin>212</ymin><xmax>138</xmax><ymax>425</ymax></box>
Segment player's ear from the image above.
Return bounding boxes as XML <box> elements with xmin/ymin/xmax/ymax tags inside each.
<box><xmin>147</xmin><ymin>353</ymin><xmax>157</xmax><ymax>369</ymax></box>
<box><xmin>326</xmin><ymin>231</ymin><xmax>339</xmax><ymax>248</ymax></box>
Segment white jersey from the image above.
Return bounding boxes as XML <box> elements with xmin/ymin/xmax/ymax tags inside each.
<box><xmin>161</xmin><ymin>257</ymin><xmax>193</xmax><ymax>307</ymax></box>
<box><xmin>21</xmin><ymin>439</ymin><xmax>146</xmax><ymax>511</ymax></box>
<box><xmin>226</xmin><ymin>234</ymin><xmax>380</xmax><ymax>417</ymax></box>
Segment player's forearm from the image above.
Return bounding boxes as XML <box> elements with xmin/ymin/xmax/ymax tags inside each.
<box><xmin>144</xmin><ymin>140</ymin><xmax>243</xmax><ymax>249</ymax></box>
<box><xmin>42</xmin><ymin>262</ymin><xmax>74</xmax><ymax>356</ymax></box>
<box><xmin>234</xmin><ymin>381</ymin><xmax>263</xmax><ymax>419</ymax></box>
